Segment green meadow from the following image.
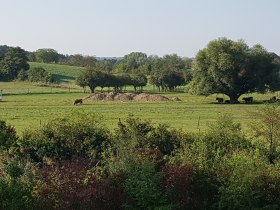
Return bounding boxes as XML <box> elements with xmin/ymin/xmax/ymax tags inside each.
<box><xmin>0</xmin><ymin>62</ymin><xmax>278</xmax><ymax>135</ymax></box>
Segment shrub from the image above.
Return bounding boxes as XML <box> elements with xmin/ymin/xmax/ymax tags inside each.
<box><xmin>115</xmin><ymin>117</ymin><xmax>188</xmax><ymax>156</ymax></box>
<box><xmin>0</xmin><ymin>120</ymin><xmax>17</xmax><ymax>150</ymax></box>
<box><xmin>162</xmin><ymin>164</ymin><xmax>220</xmax><ymax>210</ymax></box>
<box><xmin>18</xmin><ymin>112</ymin><xmax>111</xmax><ymax>163</ymax></box>
<box><xmin>28</xmin><ymin>67</ymin><xmax>54</xmax><ymax>83</ymax></box>
<box><xmin>218</xmin><ymin>152</ymin><xmax>280</xmax><ymax>210</ymax></box>
<box><xmin>123</xmin><ymin>161</ymin><xmax>173</xmax><ymax>210</ymax></box>
<box><xmin>0</xmin><ymin>153</ymin><xmax>37</xmax><ymax>210</ymax></box>
<box><xmin>34</xmin><ymin>157</ymin><xmax>125</xmax><ymax>210</ymax></box>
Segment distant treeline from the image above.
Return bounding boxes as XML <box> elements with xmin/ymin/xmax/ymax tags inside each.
<box><xmin>1</xmin><ymin>37</ymin><xmax>280</xmax><ymax>101</ymax></box>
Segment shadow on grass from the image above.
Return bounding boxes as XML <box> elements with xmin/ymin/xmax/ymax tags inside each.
<box><xmin>52</xmin><ymin>74</ymin><xmax>75</xmax><ymax>83</ymax></box>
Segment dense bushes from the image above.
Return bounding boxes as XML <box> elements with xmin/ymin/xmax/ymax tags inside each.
<box><xmin>18</xmin><ymin>112</ymin><xmax>110</xmax><ymax>163</ymax></box>
<box><xmin>1</xmin><ymin>107</ymin><xmax>280</xmax><ymax>209</ymax></box>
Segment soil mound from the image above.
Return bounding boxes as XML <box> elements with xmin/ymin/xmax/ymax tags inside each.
<box><xmin>171</xmin><ymin>96</ymin><xmax>182</xmax><ymax>101</ymax></box>
<box><xmin>133</xmin><ymin>93</ymin><xmax>170</xmax><ymax>102</ymax></box>
<box><xmin>87</xmin><ymin>92</ymin><xmax>171</xmax><ymax>102</ymax></box>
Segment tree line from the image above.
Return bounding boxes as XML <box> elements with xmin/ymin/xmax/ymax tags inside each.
<box><xmin>1</xmin><ymin>37</ymin><xmax>280</xmax><ymax>102</ymax></box>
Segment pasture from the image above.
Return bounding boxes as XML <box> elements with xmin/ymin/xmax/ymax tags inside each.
<box><xmin>0</xmin><ymin>62</ymin><xmax>278</xmax><ymax>135</ymax></box>
<box><xmin>0</xmin><ymin>81</ymin><xmax>276</xmax><ymax>135</ymax></box>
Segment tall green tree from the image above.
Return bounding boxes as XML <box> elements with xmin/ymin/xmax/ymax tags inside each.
<box><xmin>0</xmin><ymin>47</ymin><xmax>29</xmax><ymax>81</ymax></box>
<box><xmin>35</xmin><ymin>48</ymin><xmax>59</xmax><ymax>63</ymax></box>
<box><xmin>190</xmin><ymin>38</ymin><xmax>280</xmax><ymax>103</ymax></box>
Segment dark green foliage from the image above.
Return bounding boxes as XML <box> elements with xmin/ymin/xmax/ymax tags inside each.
<box><xmin>76</xmin><ymin>68</ymin><xmax>148</xmax><ymax>93</ymax></box>
<box><xmin>34</xmin><ymin>157</ymin><xmax>126</xmax><ymax>210</ymax></box>
<box><xmin>35</xmin><ymin>48</ymin><xmax>59</xmax><ymax>63</ymax></box>
<box><xmin>123</xmin><ymin>161</ymin><xmax>172</xmax><ymax>210</ymax></box>
<box><xmin>17</xmin><ymin>69</ymin><xmax>28</xmax><ymax>81</ymax></box>
<box><xmin>0</xmin><ymin>47</ymin><xmax>29</xmax><ymax>81</ymax></box>
<box><xmin>116</xmin><ymin>117</ymin><xmax>186</xmax><ymax>156</ymax></box>
<box><xmin>218</xmin><ymin>152</ymin><xmax>280</xmax><ymax>210</ymax></box>
<box><xmin>150</xmin><ymin>70</ymin><xmax>186</xmax><ymax>91</ymax></box>
<box><xmin>65</xmin><ymin>54</ymin><xmax>97</xmax><ymax>67</ymax></box>
<box><xmin>0</xmin><ymin>154</ymin><xmax>37</xmax><ymax>210</ymax></box>
<box><xmin>250</xmin><ymin>105</ymin><xmax>280</xmax><ymax>163</ymax></box>
<box><xmin>28</xmin><ymin>67</ymin><xmax>54</xmax><ymax>83</ymax></box>
<box><xmin>0</xmin><ymin>120</ymin><xmax>17</xmax><ymax>150</ymax></box>
<box><xmin>19</xmin><ymin>113</ymin><xmax>111</xmax><ymax>163</ymax></box>
<box><xmin>190</xmin><ymin>38</ymin><xmax>280</xmax><ymax>103</ymax></box>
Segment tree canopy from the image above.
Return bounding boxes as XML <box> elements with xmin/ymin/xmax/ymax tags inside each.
<box><xmin>0</xmin><ymin>47</ymin><xmax>29</xmax><ymax>81</ymax></box>
<box><xmin>190</xmin><ymin>38</ymin><xmax>280</xmax><ymax>103</ymax></box>
<box><xmin>35</xmin><ymin>48</ymin><xmax>59</xmax><ymax>63</ymax></box>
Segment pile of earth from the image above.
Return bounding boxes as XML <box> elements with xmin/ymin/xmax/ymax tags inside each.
<box><xmin>86</xmin><ymin>92</ymin><xmax>179</xmax><ymax>102</ymax></box>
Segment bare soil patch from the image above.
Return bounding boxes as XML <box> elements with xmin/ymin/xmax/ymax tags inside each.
<box><xmin>86</xmin><ymin>92</ymin><xmax>172</xmax><ymax>102</ymax></box>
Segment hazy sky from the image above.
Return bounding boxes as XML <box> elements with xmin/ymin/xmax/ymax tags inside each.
<box><xmin>1</xmin><ymin>0</ymin><xmax>280</xmax><ymax>57</ymax></box>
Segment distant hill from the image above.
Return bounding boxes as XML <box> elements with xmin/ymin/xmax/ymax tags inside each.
<box><xmin>29</xmin><ymin>62</ymin><xmax>85</xmax><ymax>83</ymax></box>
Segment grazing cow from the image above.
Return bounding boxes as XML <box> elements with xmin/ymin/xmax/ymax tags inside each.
<box><xmin>74</xmin><ymin>99</ymin><xmax>83</xmax><ymax>105</ymax></box>
<box><xmin>270</xmin><ymin>96</ymin><xmax>277</xmax><ymax>102</ymax></box>
<box><xmin>216</xmin><ymin>97</ymin><xmax>224</xmax><ymax>103</ymax></box>
<box><xmin>242</xmin><ymin>97</ymin><xmax>253</xmax><ymax>103</ymax></box>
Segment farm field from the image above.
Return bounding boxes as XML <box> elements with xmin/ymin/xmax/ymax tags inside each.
<box><xmin>0</xmin><ymin>80</ymin><xmax>276</xmax><ymax>135</ymax></box>
<box><xmin>1</xmin><ymin>62</ymin><xmax>278</xmax><ymax>135</ymax></box>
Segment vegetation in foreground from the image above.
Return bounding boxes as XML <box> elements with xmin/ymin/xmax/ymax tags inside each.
<box><xmin>1</xmin><ymin>105</ymin><xmax>280</xmax><ymax>209</ymax></box>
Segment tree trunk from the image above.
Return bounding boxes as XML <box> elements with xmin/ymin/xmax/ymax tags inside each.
<box><xmin>229</xmin><ymin>94</ymin><xmax>240</xmax><ymax>104</ymax></box>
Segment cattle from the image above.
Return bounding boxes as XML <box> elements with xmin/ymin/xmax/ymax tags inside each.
<box><xmin>74</xmin><ymin>99</ymin><xmax>83</xmax><ymax>105</ymax></box>
<box><xmin>242</xmin><ymin>97</ymin><xmax>253</xmax><ymax>103</ymax></box>
<box><xmin>269</xmin><ymin>96</ymin><xmax>277</xmax><ymax>102</ymax></box>
<box><xmin>216</xmin><ymin>97</ymin><xmax>224</xmax><ymax>103</ymax></box>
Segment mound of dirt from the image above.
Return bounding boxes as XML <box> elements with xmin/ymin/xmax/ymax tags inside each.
<box><xmin>133</xmin><ymin>93</ymin><xmax>170</xmax><ymax>102</ymax></box>
<box><xmin>87</xmin><ymin>92</ymin><xmax>171</xmax><ymax>102</ymax></box>
<box><xmin>171</xmin><ymin>96</ymin><xmax>182</xmax><ymax>101</ymax></box>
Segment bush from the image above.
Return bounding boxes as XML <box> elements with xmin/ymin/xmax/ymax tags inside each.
<box><xmin>18</xmin><ymin>112</ymin><xmax>111</xmax><ymax>163</ymax></box>
<box><xmin>123</xmin><ymin>161</ymin><xmax>173</xmax><ymax>210</ymax></box>
<box><xmin>218</xmin><ymin>152</ymin><xmax>280</xmax><ymax>210</ymax></box>
<box><xmin>28</xmin><ymin>67</ymin><xmax>54</xmax><ymax>83</ymax></box>
<box><xmin>115</xmin><ymin>117</ymin><xmax>188</xmax><ymax>156</ymax></box>
<box><xmin>0</xmin><ymin>153</ymin><xmax>37</xmax><ymax>210</ymax></box>
<box><xmin>0</xmin><ymin>120</ymin><xmax>17</xmax><ymax>150</ymax></box>
<box><xmin>34</xmin><ymin>157</ymin><xmax>126</xmax><ymax>210</ymax></box>
<box><xmin>162</xmin><ymin>165</ymin><xmax>220</xmax><ymax>210</ymax></box>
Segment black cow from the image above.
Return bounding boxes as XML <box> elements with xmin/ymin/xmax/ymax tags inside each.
<box><xmin>216</xmin><ymin>97</ymin><xmax>224</xmax><ymax>103</ymax></box>
<box><xmin>270</xmin><ymin>96</ymin><xmax>277</xmax><ymax>102</ymax></box>
<box><xmin>242</xmin><ymin>97</ymin><xmax>253</xmax><ymax>103</ymax></box>
<box><xmin>74</xmin><ymin>99</ymin><xmax>83</xmax><ymax>105</ymax></box>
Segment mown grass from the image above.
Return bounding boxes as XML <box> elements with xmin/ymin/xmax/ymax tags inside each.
<box><xmin>1</xmin><ymin>80</ymin><xmax>278</xmax><ymax>135</ymax></box>
<box><xmin>29</xmin><ymin>62</ymin><xmax>85</xmax><ymax>83</ymax></box>
<box><xmin>1</xmin><ymin>62</ymin><xmax>279</xmax><ymax>135</ymax></box>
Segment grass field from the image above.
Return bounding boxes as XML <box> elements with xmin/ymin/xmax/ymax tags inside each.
<box><xmin>1</xmin><ymin>81</ymin><xmax>277</xmax><ymax>135</ymax></box>
<box><xmin>29</xmin><ymin>62</ymin><xmax>85</xmax><ymax>83</ymax></box>
<box><xmin>0</xmin><ymin>62</ymin><xmax>279</xmax><ymax>135</ymax></box>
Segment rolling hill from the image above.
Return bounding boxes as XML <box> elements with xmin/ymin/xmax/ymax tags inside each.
<box><xmin>29</xmin><ymin>62</ymin><xmax>85</xmax><ymax>83</ymax></box>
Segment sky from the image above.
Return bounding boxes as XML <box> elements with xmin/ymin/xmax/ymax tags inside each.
<box><xmin>1</xmin><ymin>0</ymin><xmax>280</xmax><ymax>57</ymax></box>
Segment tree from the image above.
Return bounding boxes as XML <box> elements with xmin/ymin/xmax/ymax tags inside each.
<box><xmin>190</xmin><ymin>38</ymin><xmax>280</xmax><ymax>103</ymax></box>
<box><xmin>28</xmin><ymin>67</ymin><xmax>53</xmax><ymax>83</ymax></box>
<box><xmin>75</xmin><ymin>73</ymin><xmax>87</xmax><ymax>93</ymax></box>
<box><xmin>35</xmin><ymin>48</ymin><xmax>59</xmax><ymax>63</ymax></box>
<box><xmin>150</xmin><ymin>70</ymin><xmax>186</xmax><ymax>91</ymax></box>
<box><xmin>130</xmin><ymin>73</ymin><xmax>147</xmax><ymax>92</ymax></box>
<box><xmin>250</xmin><ymin>105</ymin><xmax>280</xmax><ymax>164</ymax></box>
<box><xmin>77</xmin><ymin>68</ymin><xmax>105</xmax><ymax>93</ymax></box>
<box><xmin>0</xmin><ymin>47</ymin><xmax>29</xmax><ymax>81</ymax></box>
<box><xmin>66</xmin><ymin>54</ymin><xmax>97</xmax><ymax>67</ymax></box>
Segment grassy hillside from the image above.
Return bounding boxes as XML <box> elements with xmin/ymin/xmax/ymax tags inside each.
<box><xmin>29</xmin><ymin>62</ymin><xmax>85</xmax><ymax>83</ymax></box>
